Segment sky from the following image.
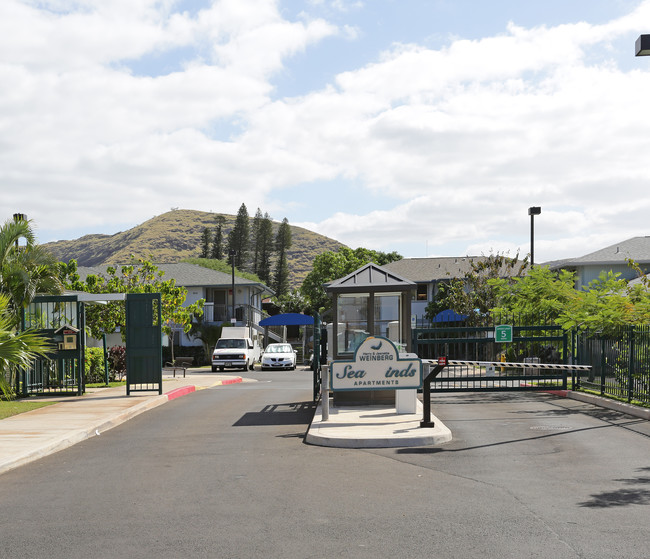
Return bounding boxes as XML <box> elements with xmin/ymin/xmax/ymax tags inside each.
<box><xmin>2</xmin><ymin>0</ymin><xmax>650</xmax><ymax>265</ymax></box>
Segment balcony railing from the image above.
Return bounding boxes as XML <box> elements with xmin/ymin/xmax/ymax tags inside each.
<box><xmin>202</xmin><ymin>303</ymin><xmax>264</xmax><ymax>326</ymax></box>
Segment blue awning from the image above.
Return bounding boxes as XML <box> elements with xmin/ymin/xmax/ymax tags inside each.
<box><xmin>433</xmin><ymin>309</ymin><xmax>468</xmax><ymax>322</ymax></box>
<box><xmin>259</xmin><ymin>313</ymin><xmax>315</xmax><ymax>326</ymax></box>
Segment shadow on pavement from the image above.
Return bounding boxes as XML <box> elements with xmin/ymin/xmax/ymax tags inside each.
<box><xmin>233</xmin><ymin>401</ymin><xmax>316</xmax><ymax>427</ymax></box>
<box><xmin>578</xmin><ymin>467</ymin><xmax>650</xmax><ymax>508</ymax></box>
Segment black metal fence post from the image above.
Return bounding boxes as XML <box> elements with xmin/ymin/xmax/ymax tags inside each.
<box><xmin>628</xmin><ymin>326</ymin><xmax>635</xmax><ymax>403</ymax></box>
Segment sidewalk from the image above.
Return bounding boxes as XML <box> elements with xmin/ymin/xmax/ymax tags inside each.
<box><xmin>0</xmin><ymin>370</ymin><xmax>243</xmax><ymax>476</ymax></box>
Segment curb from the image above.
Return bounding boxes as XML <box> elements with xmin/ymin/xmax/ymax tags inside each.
<box><xmin>543</xmin><ymin>388</ymin><xmax>650</xmax><ymax>421</ymax></box>
<box><xmin>0</xmin><ymin>376</ymin><xmax>244</xmax><ymax>476</ymax></box>
<box><xmin>563</xmin><ymin>391</ymin><xmax>650</xmax><ymax>420</ymax></box>
<box><xmin>166</xmin><ymin>386</ymin><xmax>196</xmax><ymax>400</ymax></box>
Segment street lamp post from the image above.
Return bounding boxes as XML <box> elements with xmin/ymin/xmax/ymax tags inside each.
<box><xmin>635</xmin><ymin>35</ymin><xmax>650</xmax><ymax>56</ymax></box>
<box><xmin>229</xmin><ymin>249</ymin><xmax>237</xmax><ymax>324</ymax></box>
<box><xmin>12</xmin><ymin>213</ymin><xmax>27</xmax><ymax>248</ymax></box>
<box><xmin>528</xmin><ymin>206</ymin><xmax>541</xmax><ymax>267</ymax></box>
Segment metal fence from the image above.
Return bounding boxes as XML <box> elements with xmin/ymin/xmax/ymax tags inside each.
<box><xmin>573</xmin><ymin>326</ymin><xmax>650</xmax><ymax>406</ymax></box>
<box><xmin>413</xmin><ymin>314</ymin><xmax>650</xmax><ymax>406</ymax></box>
<box><xmin>412</xmin><ymin>313</ymin><xmax>566</xmax><ymax>364</ymax></box>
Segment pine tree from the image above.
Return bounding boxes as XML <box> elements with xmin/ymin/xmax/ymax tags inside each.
<box><xmin>227</xmin><ymin>203</ymin><xmax>250</xmax><ymax>269</ymax></box>
<box><xmin>211</xmin><ymin>215</ymin><xmax>225</xmax><ymax>260</ymax></box>
<box><xmin>199</xmin><ymin>227</ymin><xmax>211</xmax><ymax>258</ymax></box>
<box><xmin>250</xmin><ymin>208</ymin><xmax>263</xmax><ymax>275</ymax></box>
<box><xmin>273</xmin><ymin>217</ymin><xmax>292</xmax><ymax>297</ymax></box>
<box><xmin>257</xmin><ymin>213</ymin><xmax>274</xmax><ymax>285</ymax></box>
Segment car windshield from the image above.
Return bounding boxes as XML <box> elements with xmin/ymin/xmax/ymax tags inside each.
<box><xmin>266</xmin><ymin>344</ymin><xmax>292</xmax><ymax>353</ymax></box>
<box><xmin>216</xmin><ymin>339</ymin><xmax>247</xmax><ymax>349</ymax></box>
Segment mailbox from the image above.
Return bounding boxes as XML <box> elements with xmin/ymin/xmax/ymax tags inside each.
<box><xmin>54</xmin><ymin>324</ymin><xmax>79</xmax><ymax>352</ymax></box>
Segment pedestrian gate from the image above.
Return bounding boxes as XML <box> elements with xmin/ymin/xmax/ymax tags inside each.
<box><xmin>126</xmin><ymin>293</ymin><xmax>162</xmax><ymax>395</ymax></box>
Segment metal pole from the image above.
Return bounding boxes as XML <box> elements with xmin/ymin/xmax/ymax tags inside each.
<box><xmin>103</xmin><ymin>333</ymin><xmax>109</xmax><ymax>385</ymax></box>
<box><xmin>528</xmin><ymin>206</ymin><xmax>541</xmax><ymax>267</ymax></box>
<box><xmin>530</xmin><ymin>213</ymin><xmax>535</xmax><ymax>267</ymax></box>
<box><xmin>229</xmin><ymin>249</ymin><xmax>236</xmax><ymax>323</ymax></box>
<box><xmin>322</xmin><ymin>364</ymin><xmax>329</xmax><ymax>421</ymax></box>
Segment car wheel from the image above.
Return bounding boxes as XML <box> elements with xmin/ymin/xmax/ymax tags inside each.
<box><xmin>219</xmin><ymin>367</ymin><xmax>224</xmax><ymax>372</ymax></box>
<box><xmin>211</xmin><ymin>365</ymin><xmax>217</xmax><ymax>372</ymax></box>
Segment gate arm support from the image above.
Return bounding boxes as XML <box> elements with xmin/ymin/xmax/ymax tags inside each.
<box><xmin>421</xmin><ymin>362</ymin><xmax>446</xmax><ymax>428</ymax></box>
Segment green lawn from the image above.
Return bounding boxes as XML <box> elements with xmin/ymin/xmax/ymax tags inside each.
<box><xmin>0</xmin><ymin>400</ymin><xmax>57</xmax><ymax>420</ymax></box>
<box><xmin>85</xmin><ymin>380</ymin><xmax>127</xmax><ymax>388</ymax></box>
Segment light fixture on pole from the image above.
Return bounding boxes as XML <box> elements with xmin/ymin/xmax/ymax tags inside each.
<box><xmin>528</xmin><ymin>206</ymin><xmax>541</xmax><ymax>267</ymax></box>
<box><xmin>13</xmin><ymin>213</ymin><xmax>27</xmax><ymax>248</ymax></box>
<box><xmin>229</xmin><ymin>249</ymin><xmax>237</xmax><ymax>324</ymax></box>
<box><xmin>635</xmin><ymin>35</ymin><xmax>650</xmax><ymax>56</ymax></box>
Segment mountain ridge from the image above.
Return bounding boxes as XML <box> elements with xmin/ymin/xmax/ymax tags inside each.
<box><xmin>43</xmin><ymin>209</ymin><xmax>346</xmax><ymax>288</ymax></box>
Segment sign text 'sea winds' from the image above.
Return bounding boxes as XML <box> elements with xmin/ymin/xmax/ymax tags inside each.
<box><xmin>330</xmin><ymin>337</ymin><xmax>422</xmax><ymax>391</ymax></box>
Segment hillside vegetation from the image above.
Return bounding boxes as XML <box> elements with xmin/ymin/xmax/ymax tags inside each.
<box><xmin>44</xmin><ymin>209</ymin><xmax>346</xmax><ymax>288</ymax></box>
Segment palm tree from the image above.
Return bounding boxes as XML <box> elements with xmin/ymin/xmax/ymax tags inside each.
<box><xmin>0</xmin><ymin>216</ymin><xmax>62</xmax><ymax>397</ymax></box>
<box><xmin>0</xmin><ymin>294</ymin><xmax>52</xmax><ymax>399</ymax></box>
<box><xmin>0</xmin><ymin>217</ymin><xmax>62</xmax><ymax>325</ymax></box>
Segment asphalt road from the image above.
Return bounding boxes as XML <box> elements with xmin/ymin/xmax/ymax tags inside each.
<box><xmin>0</xmin><ymin>370</ymin><xmax>648</xmax><ymax>559</ymax></box>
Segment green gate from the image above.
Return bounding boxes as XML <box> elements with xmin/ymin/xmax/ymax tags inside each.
<box><xmin>413</xmin><ymin>319</ymin><xmax>570</xmax><ymax>392</ymax></box>
<box><xmin>126</xmin><ymin>293</ymin><xmax>162</xmax><ymax>395</ymax></box>
<box><xmin>21</xmin><ymin>295</ymin><xmax>85</xmax><ymax>396</ymax></box>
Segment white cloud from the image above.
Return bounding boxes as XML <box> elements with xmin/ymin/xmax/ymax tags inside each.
<box><xmin>3</xmin><ymin>0</ymin><xmax>650</xmax><ymax>267</ymax></box>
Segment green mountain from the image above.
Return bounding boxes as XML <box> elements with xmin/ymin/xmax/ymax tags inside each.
<box><xmin>44</xmin><ymin>209</ymin><xmax>346</xmax><ymax>288</ymax></box>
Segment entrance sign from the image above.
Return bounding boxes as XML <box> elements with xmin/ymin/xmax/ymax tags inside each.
<box><xmin>495</xmin><ymin>325</ymin><xmax>513</xmax><ymax>343</ymax></box>
<box><xmin>331</xmin><ymin>336</ymin><xmax>422</xmax><ymax>391</ymax></box>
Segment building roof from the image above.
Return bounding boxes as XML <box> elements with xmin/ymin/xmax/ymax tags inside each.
<box><xmin>76</xmin><ymin>263</ymin><xmax>274</xmax><ymax>294</ymax></box>
<box><xmin>326</xmin><ymin>263</ymin><xmax>415</xmax><ymax>293</ymax></box>
<box><xmin>383</xmin><ymin>256</ymin><xmax>488</xmax><ymax>282</ymax></box>
<box><xmin>550</xmin><ymin>237</ymin><xmax>650</xmax><ymax>268</ymax></box>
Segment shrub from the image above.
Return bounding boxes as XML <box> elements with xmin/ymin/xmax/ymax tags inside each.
<box><xmin>108</xmin><ymin>346</ymin><xmax>126</xmax><ymax>380</ymax></box>
<box><xmin>84</xmin><ymin>347</ymin><xmax>106</xmax><ymax>384</ymax></box>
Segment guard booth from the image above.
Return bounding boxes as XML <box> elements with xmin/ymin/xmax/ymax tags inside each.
<box><xmin>19</xmin><ymin>293</ymin><xmax>162</xmax><ymax>396</ymax></box>
<box><xmin>325</xmin><ymin>262</ymin><xmax>416</xmax><ymax>405</ymax></box>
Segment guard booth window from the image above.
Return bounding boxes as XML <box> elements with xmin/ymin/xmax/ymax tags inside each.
<box><xmin>374</xmin><ymin>293</ymin><xmax>401</xmax><ymax>345</ymax></box>
<box><xmin>337</xmin><ymin>293</ymin><xmax>369</xmax><ymax>355</ymax></box>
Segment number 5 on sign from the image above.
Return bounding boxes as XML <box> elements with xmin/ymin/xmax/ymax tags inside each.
<box><xmin>495</xmin><ymin>325</ymin><xmax>513</xmax><ymax>343</ymax></box>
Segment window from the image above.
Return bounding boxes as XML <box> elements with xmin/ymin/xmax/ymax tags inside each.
<box><xmin>417</xmin><ymin>284</ymin><xmax>428</xmax><ymax>301</ymax></box>
<box><xmin>374</xmin><ymin>293</ymin><xmax>401</xmax><ymax>343</ymax></box>
<box><xmin>337</xmin><ymin>293</ymin><xmax>369</xmax><ymax>354</ymax></box>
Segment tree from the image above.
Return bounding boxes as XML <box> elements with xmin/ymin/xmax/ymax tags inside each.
<box><xmin>300</xmin><ymin>247</ymin><xmax>403</xmax><ymax>314</ymax></box>
<box><xmin>489</xmin><ymin>262</ymin><xmax>650</xmax><ymax>334</ymax></box>
<box><xmin>59</xmin><ymin>258</ymin><xmax>204</xmax><ymax>351</ymax></box>
<box><xmin>0</xmin><ymin>216</ymin><xmax>63</xmax><ymax>325</ymax></box>
<box><xmin>275</xmin><ymin>288</ymin><xmax>311</xmax><ymax>314</ymax></box>
<box><xmin>256</xmin><ymin>213</ymin><xmax>274</xmax><ymax>285</ymax></box>
<box><xmin>188</xmin><ymin>317</ymin><xmax>224</xmax><ymax>361</ymax></box>
<box><xmin>199</xmin><ymin>228</ymin><xmax>211</xmax><ymax>258</ymax></box>
<box><xmin>425</xmin><ymin>252</ymin><xmax>527</xmax><ymax>322</ymax></box>
<box><xmin>250</xmin><ymin>208</ymin><xmax>263</xmax><ymax>275</ymax></box>
<box><xmin>489</xmin><ymin>265</ymin><xmax>577</xmax><ymax>321</ymax></box>
<box><xmin>0</xmin><ymin>293</ymin><xmax>52</xmax><ymax>399</ymax></box>
<box><xmin>210</xmin><ymin>215</ymin><xmax>226</xmax><ymax>260</ymax></box>
<box><xmin>227</xmin><ymin>203</ymin><xmax>250</xmax><ymax>269</ymax></box>
<box><xmin>273</xmin><ymin>218</ymin><xmax>292</xmax><ymax>298</ymax></box>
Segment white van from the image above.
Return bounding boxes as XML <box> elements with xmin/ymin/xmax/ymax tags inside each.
<box><xmin>211</xmin><ymin>327</ymin><xmax>262</xmax><ymax>372</ymax></box>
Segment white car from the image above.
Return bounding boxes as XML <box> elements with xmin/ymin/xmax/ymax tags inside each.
<box><xmin>260</xmin><ymin>343</ymin><xmax>297</xmax><ymax>371</ymax></box>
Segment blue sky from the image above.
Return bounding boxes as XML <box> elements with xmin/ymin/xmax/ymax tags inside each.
<box><xmin>2</xmin><ymin>0</ymin><xmax>650</xmax><ymax>264</ymax></box>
